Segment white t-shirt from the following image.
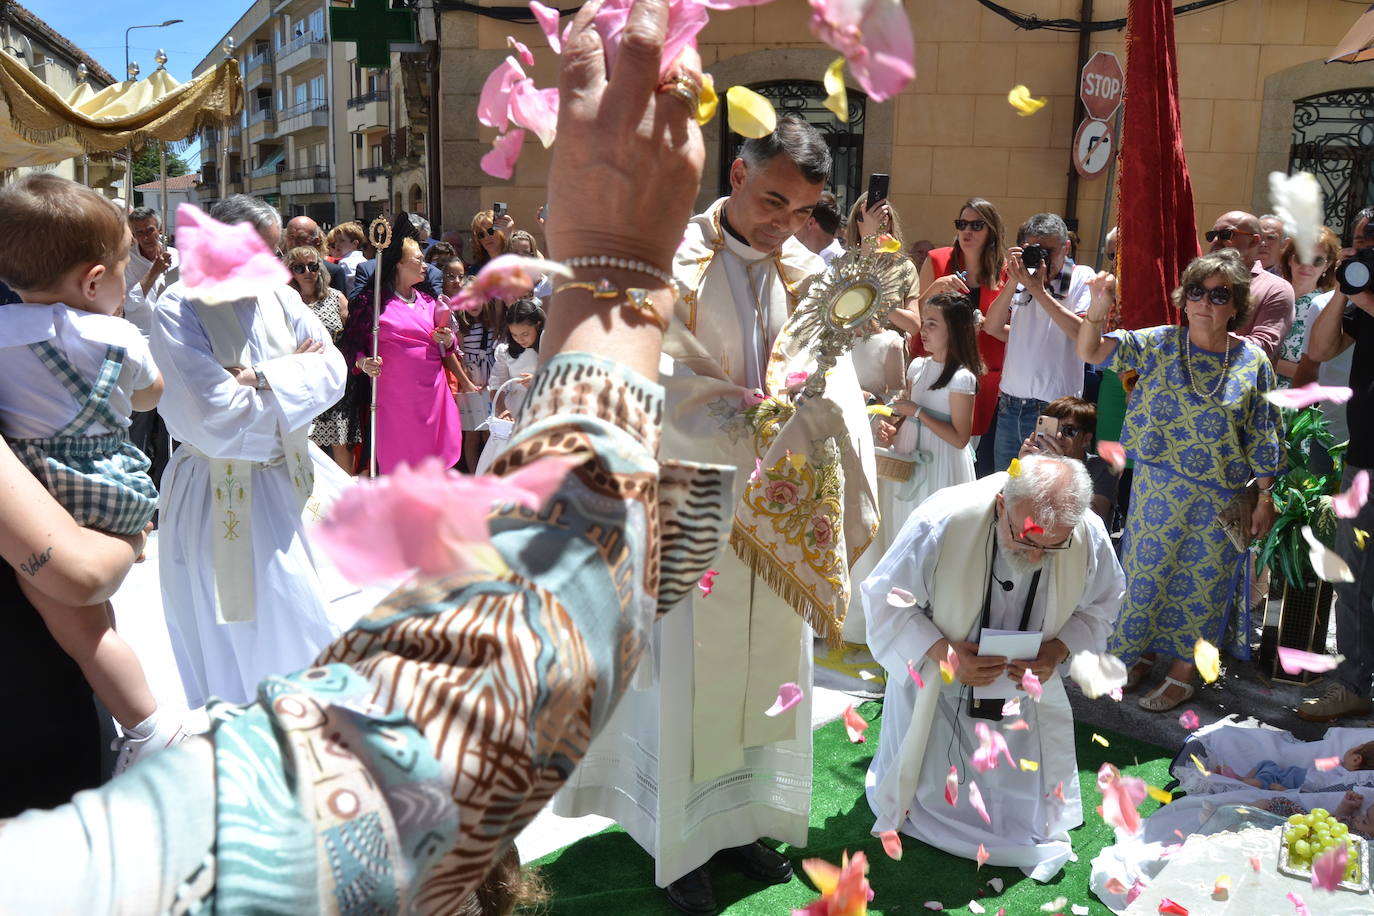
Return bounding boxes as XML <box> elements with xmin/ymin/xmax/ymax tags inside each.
<box><xmin>999</xmin><ymin>263</ymin><xmax>1094</xmax><ymax>402</ymax></box>
<box><xmin>0</xmin><ymin>303</ymin><xmax>159</xmax><ymax>438</ymax></box>
<box><xmin>1300</xmin><ymin>290</ymin><xmax>1353</xmax><ymax>441</ymax></box>
<box><xmin>820</xmin><ymin>238</ymin><xmax>845</xmax><ymax>266</ymax></box>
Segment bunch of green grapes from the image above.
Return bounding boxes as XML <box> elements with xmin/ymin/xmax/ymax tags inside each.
<box><xmin>1285</xmin><ymin>808</ymin><xmax>1360</xmax><ymax>883</ymax></box>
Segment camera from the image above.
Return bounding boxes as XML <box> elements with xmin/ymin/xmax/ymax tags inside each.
<box><xmin>1337</xmin><ymin>247</ymin><xmax>1374</xmax><ymax>296</ymax></box>
<box><xmin>1021</xmin><ymin>244</ymin><xmax>1049</xmax><ymax>271</ymax></box>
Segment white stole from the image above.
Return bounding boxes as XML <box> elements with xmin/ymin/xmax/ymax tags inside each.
<box><xmin>868</xmin><ymin>473</ymin><xmax>1092</xmax><ymax>832</ymax></box>
<box><xmin>189</xmin><ymin>288</ymin><xmax>316</xmax><ymax>624</ymax></box>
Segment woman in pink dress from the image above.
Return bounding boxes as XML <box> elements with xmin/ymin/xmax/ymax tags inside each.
<box><xmin>348</xmin><ymin>237</ymin><xmax>469</xmax><ymax>473</ymax></box>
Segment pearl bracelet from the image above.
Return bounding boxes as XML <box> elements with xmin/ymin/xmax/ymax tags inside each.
<box><xmin>563</xmin><ymin>255</ymin><xmax>676</xmax><ymax>290</ymax></box>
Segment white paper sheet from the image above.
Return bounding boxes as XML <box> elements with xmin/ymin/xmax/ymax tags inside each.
<box><xmin>973</xmin><ymin>629</ymin><xmax>1044</xmax><ymax>700</ymax></box>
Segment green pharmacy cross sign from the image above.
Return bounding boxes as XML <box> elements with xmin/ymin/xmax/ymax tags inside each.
<box><xmin>329</xmin><ymin>0</ymin><xmax>418</xmax><ymax>70</ymax></box>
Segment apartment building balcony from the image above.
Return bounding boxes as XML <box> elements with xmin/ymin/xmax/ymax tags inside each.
<box><xmin>278</xmin><ymin>98</ymin><xmax>329</xmax><ymax>135</ymax></box>
<box><xmin>246</xmin><ymin>106</ymin><xmax>276</xmax><ymax>142</ymax></box>
<box><xmin>243</xmin><ymin>49</ymin><xmax>274</xmax><ymax>89</ymax></box>
<box><xmin>358</xmin><ymin>165</ymin><xmax>386</xmax><ymax>181</ymax></box>
<box><xmin>345</xmin><ymin>88</ymin><xmax>389</xmax><ymax>131</ymax></box>
<box><xmin>281</xmin><ymin>165</ymin><xmax>330</xmax><ymax>196</ymax></box>
<box><xmin>249</xmin><ymin>160</ymin><xmax>282</xmax><ymax>194</ymax></box>
<box><xmin>278</xmin><ymin>30</ymin><xmax>328</xmax><ymax>74</ymax></box>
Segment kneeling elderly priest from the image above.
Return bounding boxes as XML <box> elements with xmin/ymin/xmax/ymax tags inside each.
<box><xmin>861</xmin><ymin>454</ymin><xmax>1124</xmax><ymax>879</ymax></box>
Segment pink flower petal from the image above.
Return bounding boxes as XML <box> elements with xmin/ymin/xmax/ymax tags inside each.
<box><xmin>509</xmin><ymin>82</ymin><xmax>560</xmax><ymax>148</ymax></box>
<box><xmin>1315</xmin><ymin>756</ymin><xmax>1341</xmax><ymax>771</ymax></box>
<box><xmin>594</xmin><ymin>0</ymin><xmax>709</xmax><ymax>80</ymax></box>
<box><xmin>1098</xmin><ymin>440</ymin><xmax>1126</xmax><ymax>474</ymax></box>
<box><xmin>945</xmin><ymin>765</ymin><xmax>959</xmax><ymax>805</ymax></box>
<box><xmin>528</xmin><ymin>0</ymin><xmax>563</xmax><ymax>53</ymax></box>
<box><xmin>1311</xmin><ymin>842</ymin><xmax>1347</xmax><ymax>892</ymax></box>
<box><xmin>1021</xmin><ymin>668</ymin><xmax>1044</xmax><ymax>701</ymax></box>
<box><xmin>313</xmin><ymin>455</ymin><xmax>581</xmax><ymax>584</ymax></box>
<box><xmin>506</xmin><ymin>36</ymin><xmax>535</xmax><ymax>67</ymax></box>
<box><xmin>976</xmin><ymin>843</ymin><xmax>989</xmax><ymax>869</ymax></box>
<box><xmin>480</xmin><ymin>129</ymin><xmax>526</xmax><ymax>180</ymax></box>
<box><xmin>451</xmin><ymin>252</ymin><xmax>570</xmax><ymax>312</ymax></box>
<box><xmin>1097</xmin><ymin>763</ymin><xmax>1147</xmax><ymax>835</ymax></box>
<box><xmin>175</xmin><ymin>203</ymin><xmax>290</xmax><ymax>304</ymax></box>
<box><xmin>940</xmin><ymin>643</ymin><xmax>960</xmax><ymax>683</ymax></box>
<box><xmin>1104</xmin><ymin>878</ymin><xmax>1128</xmax><ymax>894</ymax></box>
<box><xmin>1178</xmin><ymin>709</ymin><xmax>1200</xmax><ymax>730</ymax></box>
<box><xmin>843</xmin><ymin>704</ymin><xmax>869</xmax><ymax>743</ymax></box>
<box><xmin>1157</xmin><ymin>899</ymin><xmax>1189</xmax><ymax>916</ymax></box>
<box><xmin>968</xmin><ymin>780</ymin><xmax>991</xmax><ymax>825</ymax></box>
<box><xmin>1249</xmin><ymin>855</ymin><xmax>1262</xmax><ymax>872</ymax></box>
<box><xmin>1277</xmin><ymin>646</ymin><xmax>1340</xmax><ymax>675</ymax></box>
<box><xmin>922</xmin><ymin>904</ymin><xmax>943</xmax><ymax>912</ymax></box>
<box><xmin>1053</xmin><ymin>781</ymin><xmax>1066</xmax><ymax>802</ymax></box>
<box><xmin>1265</xmin><ymin>382</ymin><xmax>1354</xmax><ymax>409</ymax></box>
<box><xmin>972</xmin><ymin>722</ymin><xmax>1016</xmax><ymax>773</ymax></box>
<box><xmin>786</xmin><ymin>371</ymin><xmax>809</xmax><ymax>387</ymax></box>
<box><xmin>1287</xmin><ymin>891</ymin><xmax>1311</xmax><ymax>915</ymax></box>
<box><xmin>765</xmin><ymin>681</ymin><xmax>803</xmax><ymax>717</ymax></box>
<box><xmin>1021</xmin><ymin>516</ymin><xmax>1045</xmax><ymax>538</ymax></box>
<box><xmin>698</xmin><ymin>569</ymin><xmax>718</xmax><ymax>597</ymax></box>
<box><xmin>907</xmin><ymin>658</ymin><xmax>925</xmax><ymax>688</ymax></box>
<box><xmin>1334</xmin><ymin>469</ymin><xmax>1370</xmax><ymax>519</ymax></box>
<box><xmin>477</xmin><ymin>56</ymin><xmax>527</xmax><ymax>130</ymax></box>
<box><xmin>887</xmin><ymin>586</ymin><xmax>916</xmax><ymax>607</ymax></box>
<box><xmin>879</xmin><ymin>829</ymin><xmax>903</xmax><ymax>860</ymax></box>
<box><xmin>807</xmin><ymin>0</ymin><xmax>915</xmax><ymax>102</ymax></box>
<box><xmin>1006</xmin><ymin>719</ymin><xmax>1030</xmax><ymax>731</ymax></box>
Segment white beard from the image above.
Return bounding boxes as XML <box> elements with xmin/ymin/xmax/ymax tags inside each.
<box><xmin>997</xmin><ymin>522</ymin><xmax>1047</xmax><ymax>576</ymax></box>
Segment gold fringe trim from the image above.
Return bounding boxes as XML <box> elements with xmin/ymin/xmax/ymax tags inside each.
<box><xmin>729</xmin><ymin>526</ymin><xmax>847</xmax><ymax>648</ymax></box>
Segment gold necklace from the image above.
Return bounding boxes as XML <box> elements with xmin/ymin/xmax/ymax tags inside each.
<box><xmin>1182</xmin><ymin>327</ymin><xmax>1230</xmax><ymax>399</ymax></box>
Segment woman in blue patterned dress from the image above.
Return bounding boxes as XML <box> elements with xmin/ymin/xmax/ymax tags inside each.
<box><xmin>1077</xmin><ymin>249</ymin><xmax>1282</xmax><ymax>712</ymax></box>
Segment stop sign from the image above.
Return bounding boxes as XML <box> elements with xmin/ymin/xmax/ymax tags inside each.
<box><xmin>1080</xmin><ymin>51</ymin><xmax>1124</xmax><ymax>121</ymax></box>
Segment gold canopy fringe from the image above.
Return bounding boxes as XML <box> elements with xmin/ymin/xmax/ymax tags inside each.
<box><xmin>729</xmin><ymin>525</ymin><xmax>848</xmax><ymax>648</ymax></box>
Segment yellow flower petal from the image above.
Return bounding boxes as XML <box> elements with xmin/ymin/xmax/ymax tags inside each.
<box><xmin>696</xmin><ymin>73</ymin><xmax>718</xmax><ymax>126</ymax></box>
<box><xmin>1356</xmin><ymin>528</ymin><xmax>1369</xmax><ymax>550</ymax></box>
<box><xmin>939</xmin><ymin>660</ymin><xmax>955</xmax><ymax>684</ymax></box>
<box><xmin>1191</xmin><ymin>753</ymin><xmax>1211</xmax><ymax>776</ymax></box>
<box><xmin>867</xmin><ymin>404</ymin><xmax>894</xmax><ymax>417</ymax></box>
<box><xmin>1019</xmin><ymin>758</ymin><xmax>1039</xmax><ymax>771</ymax></box>
<box><xmin>1147</xmin><ymin>785</ymin><xmax>1173</xmax><ymax>804</ymax></box>
<box><xmin>1007</xmin><ymin>84</ymin><xmax>1048</xmax><ymax>117</ymax></box>
<box><xmin>1007</xmin><ymin>458</ymin><xmax>1022</xmax><ymax>479</ymax></box>
<box><xmin>876</xmin><ymin>233</ymin><xmax>902</xmax><ymax>254</ymax></box>
<box><xmin>1092</xmin><ymin>733</ymin><xmax>1109</xmax><ymax>747</ymax></box>
<box><xmin>1195</xmin><ymin>638</ymin><xmax>1220</xmax><ymax>683</ymax></box>
<box><xmin>823</xmin><ymin>56</ymin><xmax>848</xmax><ymax>122</ymax></box>
<box><xmin>726</xmin><ymin>84</ymin><xmax>777</xmax><ymax>139</ymax></box>
<box><xmin>787</xmin><ymin>452</ymin><xmax>807</xmax><ymax>471</ymax></box>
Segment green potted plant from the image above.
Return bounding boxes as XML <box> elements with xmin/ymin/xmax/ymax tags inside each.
<box><xmin>1257</xmin><ymin>406</ymin><xmax>1344</xmax><ymax>682</ymax></box>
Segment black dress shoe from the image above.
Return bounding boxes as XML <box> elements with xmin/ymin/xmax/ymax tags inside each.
<box><xmin>716</xmin><ymin>841</ymin><xmax>794</xmax><ymax>884</ymax></box>
<box><xmin>665</xmin><ymin>867</ymin><xmax>718</xmax><ymax>915</ymax></box>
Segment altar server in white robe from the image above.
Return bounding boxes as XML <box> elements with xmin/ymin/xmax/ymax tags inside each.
<box><xmin>862</xmin><ymin>455</ymin><xmax>1123</xmax><ymax>880</ymax></box>
<box><xmin>152</xmin><ymin>195</ymin><xmax>358</xmax><ymax>708</ymax></box>
<box><xmin>555</xmin><ymin>116</ymin><xmax>878</xmax><ymax>914</ymax></box>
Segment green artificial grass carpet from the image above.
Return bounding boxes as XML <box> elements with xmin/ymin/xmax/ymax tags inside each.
<box><xmin>531</xmin><ymin>701</ymin><xmax>1173</xmax><ymax>914</ymax></box>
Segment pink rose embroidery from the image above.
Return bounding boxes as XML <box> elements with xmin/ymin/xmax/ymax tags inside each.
<box><xmin>763</xmin><ymin>479</ymin><xmax>799</xmax><ymax>507</ymax></box>
<box><xmin>809</xmin><ymin>515</ymin><xmax>835</xmax><ymax>548</ymax></box>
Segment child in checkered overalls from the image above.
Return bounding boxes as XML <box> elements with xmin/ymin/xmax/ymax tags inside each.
<box><xmin>0</xmin><ymin>176</ymin><xmax>185</xmax><ymax>772</ymax></box>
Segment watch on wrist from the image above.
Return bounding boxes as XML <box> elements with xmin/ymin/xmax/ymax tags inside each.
<box><xmin>253</xmin><ymin>366</ymin><xmax>269</xmax><ymax>391</ymax></box>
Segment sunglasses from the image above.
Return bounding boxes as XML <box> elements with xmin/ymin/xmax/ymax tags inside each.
<box><xmin>1298</xmin><ymin>256</ymin><xmax>1331</xmax><ymax>268</ymax></box>
<box><xmin>290</xmin><ymin>262</ymin><xmax>320</xmax><ymax>274</ymax></box>
<box><xmin>1057</xmin><ymin>424</ymin><xmax>1087</xmax><ymax>438</ymax></box>
<box><xmin>1003</xmin><ymin>512</ymin><xmax>1073</xmax><ymax>551</ymax></box>
<box><xmin>1184</xmin><ymin>283</ymin><xmax>1233</xmax><ymax>306</ymax></box>
<box><xmin>478</xmin><ymin>227</ymin><xmax>498</xmax><ymax>238</ymax></box>
<box><xmin>954</xmin><ymin>219</ymin><xmax>987</xmax><ymax>232</ymax></box>
<box><xmin>1204</xmin><ymin>227</ymin><xmax>1257</xmax><ymax>243</ymax></box>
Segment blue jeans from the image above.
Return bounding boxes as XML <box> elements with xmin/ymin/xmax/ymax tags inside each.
<box><xmin>992</xmin><ymin>394</ymin><xmax>1047</xmax><ymax>474</ymax></box>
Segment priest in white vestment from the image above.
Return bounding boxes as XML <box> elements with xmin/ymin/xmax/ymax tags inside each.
<box><xmin>151</xmin><ymin>196</ymin><xmax>360</xmax><ymax>708</ymax></box>
<box><xmin>555</xmin><ymin>117</ymin><xmax>877</xmax><ymax>913</ymax></box>
<box><xmin>862</xmin><ymin>455</ymin><xmax>1123</xmax><ymax>881</ymax></box>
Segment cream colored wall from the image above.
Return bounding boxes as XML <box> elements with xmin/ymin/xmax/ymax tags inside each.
<box><xmin>449</xmin><ymin>0</ymin><xmax>1369</xmax><ymax>264</ymax></box>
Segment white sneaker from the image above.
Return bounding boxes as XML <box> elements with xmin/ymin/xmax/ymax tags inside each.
<box><xmin>111</xmin><ymin>713</ymin><xmax>191</xmax><ymax>775</ymax></box>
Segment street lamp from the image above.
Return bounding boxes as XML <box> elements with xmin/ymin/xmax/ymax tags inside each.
<box><xmin>125</xmin><ymin>19</ymin><xmax>182</xmax><ymax>79</ymax></box>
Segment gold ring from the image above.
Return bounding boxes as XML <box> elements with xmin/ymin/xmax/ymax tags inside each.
<box><xmin>657</xmin><ymin>72</ymin><xmax>702</xmax><ymax>111</ymax></box>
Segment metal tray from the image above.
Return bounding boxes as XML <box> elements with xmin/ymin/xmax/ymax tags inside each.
<box><xmin>1277</xmin><ymin>826</ymin><xmax>1372</xmax><ymax>894</ymax></box>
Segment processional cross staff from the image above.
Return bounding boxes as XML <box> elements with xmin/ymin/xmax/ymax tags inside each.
<box><xmin>367</xmin><ymin>215</ymin><xmax>392</xmax><ymax>479</ymax></box>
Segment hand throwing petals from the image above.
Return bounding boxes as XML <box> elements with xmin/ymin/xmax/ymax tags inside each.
<box><xmin>175</xmin><ymin>203</ymin><xmax>291</xmax><ymax>303</ymax></box>
<box><xmin>765</xmin><ymin>682</ymin><xmax>803</xmax><ymax>717</ymax></box>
